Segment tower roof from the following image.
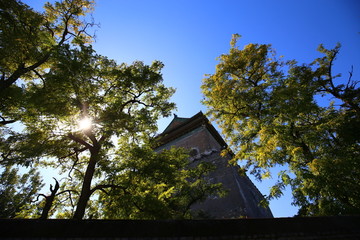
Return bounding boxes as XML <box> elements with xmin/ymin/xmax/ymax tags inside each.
<box><xmin>155</xmin><ymin>112</ymin><xmax>273</xmax><ymax>218</ymax></box>
<box><xmin>162</xmin><ymin>114</ymin><xmax>190</xmax><ymax>134</ymax></box>
<box><xmin>157</xmin><ymin>111</ymin><xmax>227</xmax><ymax>149</ymax></box>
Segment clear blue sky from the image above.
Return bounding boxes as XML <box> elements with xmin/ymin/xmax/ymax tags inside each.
<box><xmin>25</xmin><ymin>0</ymin><xmax>360</xmax><ymax>217</ymax></box>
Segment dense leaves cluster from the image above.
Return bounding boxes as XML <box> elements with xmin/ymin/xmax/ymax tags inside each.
<box><xmin>0</xmin><ymin>0</ymin><xmax>221</xmax><ymax>219</ymax></box>
<box><xmin>99</xmin><ymin>145</ymin><xmax>223</xmax><ymax>219</ymax></box>
<box><xmin>202</xmin><ymin>34</ymin><xmax>360</xmax><ymax>216</ymax></box>
<box><xmin>0</xmin><ymin>166</ymin><xmax>43</xmax><ymax>218</ymax></box>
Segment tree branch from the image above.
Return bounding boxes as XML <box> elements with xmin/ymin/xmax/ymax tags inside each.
<box><xmin>60</xmin><ymin>146</ymin><xmax>88</xmax><ymax>160</ymax></box>
<box><xmin>346</xmin><ymin>65</ymin><xmax>354</xmax><ymax>90</ymax></box>
<box><xmin>32</xmin><ymin>69</ymin><xmax>46</xmax><ymax>87</ymax></box>
<box><xmin>0</xmin><ymin>119</ymin><xmax>16</xmax><ymax>126</ymax></box>
<box><xmin>68</xmin><ymin>133</ymin><xmax>93</xmax><ymax>149</ymax></box>
<box><xmin>39</xmin><ymin>178</ymin><xmax>60</xmax><ymax>219</ymax></box>
<box><xmin>90</xmin><ymin>184</ymin><xmax>127</xmax><ymax>195</ymax></box>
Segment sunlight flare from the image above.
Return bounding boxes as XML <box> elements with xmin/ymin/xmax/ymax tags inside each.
<box><xmin>78</xmin><ymin>117</ymin><xmax>92</xmax><ymax>130</ymax></box>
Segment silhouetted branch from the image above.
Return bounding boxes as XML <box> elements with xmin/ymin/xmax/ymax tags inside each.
<box><xmin>39</xmin><ymin>178</ymin><xmax>60</xmax><ymax>219</ymax></box>
<box><xmin>68</xmin><ymin>133</ymin><xmax>93</xmax><ymax>149</ymax></box>
<box><xmin>0</xmin><ymin>118</ymin><xmax>16</xmax><ymax>126</ymax></box>
<box><xmin>90</xmin><ymin>184</ymin><xmax>127</xmax><ymax>195</ymax></box>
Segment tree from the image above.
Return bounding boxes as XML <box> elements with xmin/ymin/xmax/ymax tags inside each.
<box><xmin>12</xmin><ymin>42</ymin><xmax>175</xmax><ymax>219</ymax></box>
<box><xmin>0</xmin><ymin>0</ymin><xmax>95</xmax><ymax>125</ymax></box>
<box><xmin>201</xmin><ymin>34</ymin><xmax>360</xmax><ymax>216</ymax></box>
<box><xmin>6</xmin><ymin>41</ymin><xmax>222</xmax><ymax>219</ymax></box>
<box><xmin>0</xmin><ymin>0</ymin><xmax>94</xmax><ymax>91</ymax></box>
<box><xmin>0</xmin><ymin>0</ymin><xmax>95</xmax><ymax>217</ymax></box>
<box><xmin>98</xmin><ymin>144</ymin><xmax>224</xmax><ymax>219</ymax></box>
<box><xmin>1</xmin><ymin>0</ymin><xmax>222</xmax><ymax>220</ymax></box>
<box><xmin>0</xmin><ymin>166</ymin><xmax>43</xmax><ymax>218</ymax></box>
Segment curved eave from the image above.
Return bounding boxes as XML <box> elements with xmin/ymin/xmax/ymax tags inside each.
<box><xmin>155</xmin><ymin>112</ymin><xmax>227</xmax><ymax>149</ymax></box>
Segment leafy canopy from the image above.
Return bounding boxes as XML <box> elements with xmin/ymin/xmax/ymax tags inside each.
<box><xmin>202</xmin><ymin>34</ymin><xmax>360</xmax><ymax>216</ymax></box>
<box><xmin>0</xmin><ymin>0</ymin><xmax>223</xmax><ymax>219</ymax></box>
<box><xmin>98</xmin><ymin>144</ymin><xmax>224</xmax><ymax>219</ymax></box>
<box><xmin>0</xmin><ymin>0</ymin><xmax>95</xmax><ymax>124</ymax></box>
<box><xmin>0</xmin><ymin>0</ymin><xmax>95</xmax><ymax>218</ymax></box>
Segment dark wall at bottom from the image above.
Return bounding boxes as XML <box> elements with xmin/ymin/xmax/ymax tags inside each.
<box><xmin>1</xmin><ymin>216</ymin><xmax>360</xmax><ymax>240</ymax></box>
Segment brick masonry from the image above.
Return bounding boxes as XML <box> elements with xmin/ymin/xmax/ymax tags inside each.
<box><xmin>155</xmin><ymin>112</ymin><xmax>272</xmax><ymax>218</ymax></box>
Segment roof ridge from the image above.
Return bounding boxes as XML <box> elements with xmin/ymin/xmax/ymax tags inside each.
<box><xmin>161</xmin><ymin>111</ymin><xmax>203</xmax><ymax>134</ymax></box>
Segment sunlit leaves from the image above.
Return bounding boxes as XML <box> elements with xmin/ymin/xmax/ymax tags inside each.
<box><xmin>202</xmin><ymin>35</ymin><xmax>360</xmax><ymax>216</ymax></box>
<box><xmin>0</xmin><ymin>0</ymin><xmax>95</xmax><ymax>93</ymax></box>
<box><xmin>0</xmin><ymin>0</ymin><xmax>180</xmax><ymax>219</ymax></box>
<box><xmin>4</xmin><ymin>30</ymin><xmax>180</xmax><ymax>218</ymax></box>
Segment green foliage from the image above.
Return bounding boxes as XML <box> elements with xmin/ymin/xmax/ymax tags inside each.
<box><xmin>0</xmin><ymin>0</ymin><xmax>222</xmax><ymax>220</ymax></box>
<box><xmin>13</xmin><ymin>42</ymin><xmax>177</xmax><ymax>219</ymax></box>
<box><xmin>202</xmin><ymin>34</ymin><xmax>360</xmax><ymax>216</ymax></box>
<box><xmin>0</xmin><ymin>166</ymin><xmax>43</xmax><ymax>218</ymax></box>
<box><xmin>99</xmin><ymin>145</ymin><xmax>223</xmax><ymax>219</ymax></box>
<box><xmin>0</xmin><ymin>0</ymin><xmax>95</xmax><ymax>124</ymax></box>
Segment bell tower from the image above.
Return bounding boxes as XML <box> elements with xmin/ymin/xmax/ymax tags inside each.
<box><xmin>155</xmin><ymin>112</ymin><xmax>273</xmax><ymax>218</ymax></box>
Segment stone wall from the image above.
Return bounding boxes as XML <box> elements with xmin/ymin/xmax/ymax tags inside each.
<box><xmin>156</xmin><ymin>119</ymin><xmax>273</xmax><ymax>218</ymax></box>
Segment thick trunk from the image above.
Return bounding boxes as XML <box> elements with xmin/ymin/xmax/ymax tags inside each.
<box><xmin>72</xmin><ymin>146</ymin><xmax>100</xmax><ymax>220</ymax></box>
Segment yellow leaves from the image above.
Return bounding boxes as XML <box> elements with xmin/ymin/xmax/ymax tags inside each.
<box><xmin>220</xmin><ymin>148</ymin><xmax>229</xmax><ymax>158</ymax></box>
<box><xmin>291</xmin><ymin>147</ymin><xmax>303</xmax><ymax>156</ymax></box>
<box><xmin>158</xmin><ymin>186</ymin><xmax>175</xmax><ymax>200</ymax></box>
<box><xmin>258</xmin><ymin>127</ymin><xmax>279</xmax><ymax>151</ymax></box>
<box><xmin>244</xmin><ymin>43</ymin><xmax>256</xmax><ymax>50</ymax></box>
<box><xmin>262</xmin><ymin>171</ymin><xmax>271</xmax><ymax>180</ymax></box>
<box><xmin>279</xmin><ymin>171</ymin><xmax>291</xmax><ymax>185</ymax></box>
<box><xmin>308</xmin><ymin>158</ymin><xmax>320</xmax><ymax>175</ymax></box>
<box><xmin>230</xmin><ymin>33</ymin><xmax>241</xmax><ymax>47</ymax></box>
<box><xmin>201</xmin><ymin>34</ymin><xmax>360</xmax><ymax>215</ymax></box>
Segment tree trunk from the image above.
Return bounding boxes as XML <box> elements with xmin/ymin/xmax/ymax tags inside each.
<box><xmin>72</xmin><ymin>145</ymin><xmax>100</xmax><ymax>220</ymax></box>
<box><xmin>40</xmin><ymin>179</ymin><xmax>59</xmax><ymax>219</ymax></box>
